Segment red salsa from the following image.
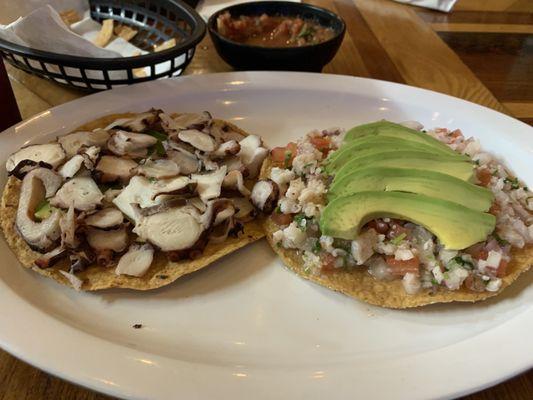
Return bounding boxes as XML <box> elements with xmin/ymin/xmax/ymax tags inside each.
<box><xmin>216</xmin><ymin>12</ymin><xmax>335</xmax><ymax>47</ymax></box>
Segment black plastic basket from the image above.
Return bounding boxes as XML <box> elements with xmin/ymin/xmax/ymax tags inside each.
<box><xmin>0</xmin><ymin>0</ymin><xmax>206</xmax><ymax>91</ymax></box>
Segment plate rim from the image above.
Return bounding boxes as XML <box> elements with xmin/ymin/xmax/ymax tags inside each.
<box><xmin>0</xmin><ymin>71</ymin><xmax>532</xmax><ymax>400</ymax></box>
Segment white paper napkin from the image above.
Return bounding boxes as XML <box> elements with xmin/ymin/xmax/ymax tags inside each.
<box><xmin>196</xmin><ymin>0</ymin><xmax>301</xmax><ymax>20</ymax></box>
<box><xmin>0</xmin><ymin>5</ymin><xmax>121</xmax><ymax>58</ymax></box>
<box><xmin>392</xmin><ymin>0</ymin><xmax>457</xmax><ymax>12</ymax></box>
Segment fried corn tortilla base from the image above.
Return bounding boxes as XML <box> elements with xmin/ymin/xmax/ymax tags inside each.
<box><xmin>260</xmin><ymin>157</ymin><xmax>532</xmax><ymax>308</ymax></box>
<box><xmin>0</xmin><ymin>113</ymin><xmax>264</xmax><ymax>290</ymax></box>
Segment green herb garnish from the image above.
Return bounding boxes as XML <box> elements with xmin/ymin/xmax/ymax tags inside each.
<box><xmin>145</xmin><ymin>130</ymin><xmax>168</xmax><ymax>157</ymax></box>
<box><xmin>294</xmin><ymin>213</ymin><xmax>307</xmax><ymax>231</ymax></box>
<box><xmin>274</xmin><ymin>205</ymin><xmax>282</xmax><ymax>214</ymax></box>
<box><xmin>504</xmin><ymin>177</ymin><xmax>520</xmax><ymax>189</ymax></box>
<box><xmin>451</xmin><ymin>256</ymin><xmax>474</xmax><ymax>270</ymax></box>
<box><xmin>493</xmin><ymin>232</ymin><xmax>509</xmax><ymax>246</ymax></box>
<box><xmin>312</xmin><ymin>240</ymin><xmax>322</xmax><ymax>254</ymax></box>
<box><xmin>148</xmin><ymin>177</ymin><xmax>158</xmax><ymax>183</ymax></box>
<box><xmin>297</xmin><ymin>24</ymin><xmax>316</xmax><ymax>40</ymax></box>
<box><xmin>431</xmin><ymin>278</ymin><xmax>438</xmax><ymax>285</ymax></box>
<box><xmin>390</xmin><ymin>233</ymin><xmax>406</xmax><ymax>245</ymax></box>
<box><xmin>145</xmin><ymin>130</ymin><xmax>168</xmax><ymax>141</ymax></box>
<box><xmin>284</xmin><ymin>151</ymin><xmax>292</xmax><ymax>168</ymax></box>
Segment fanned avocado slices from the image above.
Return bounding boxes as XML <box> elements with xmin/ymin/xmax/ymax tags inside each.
<box><xmin>325</xmin><ymin>135</ymin><xmax>468</xmax><ymax>173</ymax></box>
<box><xmin>344</xmin><ymin>121</ymin><xmax>459</xmax><ymax>157</ymax></box>
<box><xmin>320</xmin><ymin>191</ymin><xmax>496</xmax><ymax>250</ymax></box>
<box><xmin>328</xmin><ymin>167</ymin><xmax>493</xmax><ymax>211</ymax></box>
<box><xmin>332</xmin><ymin>151</ymin><xmax>474</xmax><ymax>182</ymax></box>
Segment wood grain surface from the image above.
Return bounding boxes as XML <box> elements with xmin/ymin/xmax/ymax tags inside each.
<box><xmin>1</xmin><ymin>0</ymin><xmax>532</xmax><ymax>399</ymax></box>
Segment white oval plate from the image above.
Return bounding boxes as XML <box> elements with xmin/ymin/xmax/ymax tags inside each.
<box><xmin>0</xmin><ymin>72</ymin><xmax>531</xmax><ymax>400</ymax></box>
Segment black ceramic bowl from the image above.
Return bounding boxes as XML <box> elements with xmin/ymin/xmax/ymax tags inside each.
<box><xmin>208</xmin><ymin>1</ymin><xmax>345</xmax><ymax>72</ymax></box>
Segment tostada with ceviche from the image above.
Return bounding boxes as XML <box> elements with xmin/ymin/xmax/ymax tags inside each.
<box><xmin>252</xmin><ymin>120</ymin><xmax>533</xmax><ymax>308</ymax></box>
<box><xmin>0</xmin><ymin>110</ymin><xmax>268</xmax><ymax>290</ymax></box>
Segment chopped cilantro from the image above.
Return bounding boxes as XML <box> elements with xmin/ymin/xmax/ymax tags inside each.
<box><xmin>504</xmin><ymin>177</ymin><xmax>520</xmax><ymax>189</ymax></box>
<box><xmin>493</xmin><ymin>232</ymin><xmax>509</xmax><ymax>246</ymax></box>
<box><xmin>284</xmin><ymin>151</ymin><xmax>292</xmax><ymax>168</ymax></box>
<box><xmin>145</xmin><ymin>130</ymin><xmax>167</xmax><ymax>157</ymax></box>
<box><xmin>452</xmin><ymin>256</ymin><xmax>474</xmax><ymax>270</ymax></box>
<box><xmin>312</xmin><ymin>240</ymin><xmax>322</xmax><ymax>254</ymax></box>
<box><xmin>148</xmin><ymin>177</ymin><xmax>158</xmax><ymax>183</ymax></box>
<box><xmin>154</xmin><ymin>141</ymin><xmax>166</xmax><ymax>156</ymax></box>
<box><xmin>145</xmin><ymin>130</ymin><xmax>168</xmax><ymax>141</ymax></box>
<box><xmin>274</xmin><ymin>205</ymin><xmax>282</xmax><ymax>214</ymax></box>
<box><xmin>390</xmin><ymin>233</ymin><xmax>406</xmax><ymax>245</ymax></box>
<box><xmin>431</xmin><ymin>278</ymin><xmax>438</xmax><ymax>285</ymax></box>
<box><xmin>297</xmin><ymin>23</ymin><xmax>316</xmax><ymax>40</ymax></box>
<box><xmin>294</xmin><ymin>214</ymin><xmax>310</xmax><ymax>231</ymax></box>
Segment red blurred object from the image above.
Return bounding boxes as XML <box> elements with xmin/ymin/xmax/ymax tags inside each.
<box><xmin>0</xmin><ymin>60</ymin><xmax>21</xmax><ymax>131</ymax></box>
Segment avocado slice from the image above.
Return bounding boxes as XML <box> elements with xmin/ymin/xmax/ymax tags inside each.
<box><xmin>345</xmin><ymin>121</ymin><xmax>458</xmax><ymax>157</ymax></box>
<box><xmin>332</xmin><ymin>151</ymin><xmax>474</xmax><ymax>182</ymax></box>
<box><xmin>324</xmin><ymin>137</ymin><xmax>467</xmax><ymax>173</ymax></box>
<box><xmin>328</xmin><ymin>167</ymin><xmax>493</xmax><ymax>211</ymax></box>
<box><xmin>320</xmin><ymin>191</ymin><xmax>495</xmax><ymax>250</ymax></box>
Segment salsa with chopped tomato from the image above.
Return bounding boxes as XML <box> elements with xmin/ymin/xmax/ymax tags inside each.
<box><xmin>216</xmin><ymin>12</ymin><xmax>335</xmax><ymax>47</ymax></box>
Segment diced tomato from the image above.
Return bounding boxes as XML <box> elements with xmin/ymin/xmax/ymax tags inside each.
<box><xmin>476</xmin><ymin>168</ymin><xmax>492</xmax><ymax>187</ymax></box>
<box><xmin>321</xmin><ymin>253</ymin><xmax>337</xmax><ymax>274</ymax></box>
<box><xmin>495</xmin><ymin>259</ymin><xmax>508</xmax><ymax>278</ymax></box>
<box><xmin>489</xmin><ymin>202</ymin><xmax>501</xmax><ymax>216</ymax></box>
<box><xmin>471</xmin><ymin>249</ymin><xmax>488</xmax><ymax>261</ymax></box>
<box><xmin>385</xmin><ymin>256</ymin><xmax>420</xmax><ymax>277</ymax></box>
<box><xmin>448</xmin><ymin>129</ymin><xmax>463</xmax><ymax>143</ymax></box>
<box><xmin>271</xmin><ymin>212</ymin><xmax>293</xmax><ymax>226</ymax></box>
<box><xmin>464</xmin><ymin>274</ymin><xmax>485</xmax><ymax>292</ymax></box>
<box><xmin>310</xmin><ymin>136</ymin><xmax>331</xmax><ymax>154</ymax></box>
<box><xmin>270</xmin><ymin>142</ymin><xmax>297</xmax><ymax>166</ymax></box>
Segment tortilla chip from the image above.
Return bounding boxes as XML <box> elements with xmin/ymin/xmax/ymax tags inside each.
<box><xmin>154</xmin><ymin>38</ymin><xmax>176</xmax><ymax>52</ymax></box>
<box><xmin>59</xmin><ymin>9</ymin><xmax>81</xmax><ymax>26</ymax></box>
<box><xmin>93</xmin><ymin>19</ymin><xmax>114</xmax><ymax>47</ymax></box>
<box><xmin>114</xmin><ymin>25</ymin><xmax>137</xmax><ymax>42</ymax></box>
<box><xmin>0</xmin><ymin>113</ymin><xmax>264</xmax><ymax>290</ymax></box>
<box><xmin>260</xmin><ymin>157</ymin><xmax>532</xmax><ymax>308</ymax></box>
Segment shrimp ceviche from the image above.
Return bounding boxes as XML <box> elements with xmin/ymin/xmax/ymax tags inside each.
<box><xmin>252</xmin><ymin>120</ymin><xmax>532</xmax><ymax>307</ymax></box>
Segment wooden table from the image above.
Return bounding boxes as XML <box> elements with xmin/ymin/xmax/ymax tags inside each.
<box><xmin>1</xmin><ymin>0</ymin><xmax>532</xmax><ymax>398</ymax></box>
